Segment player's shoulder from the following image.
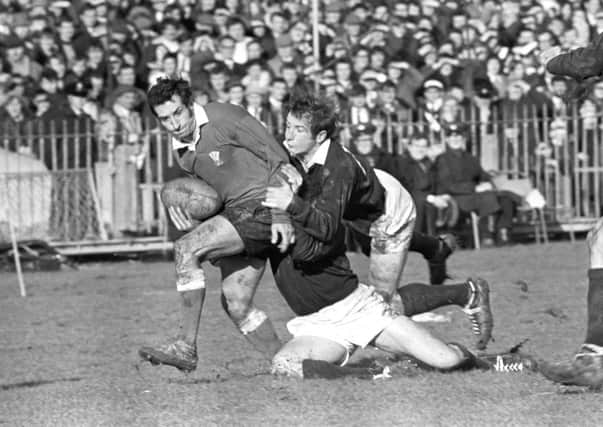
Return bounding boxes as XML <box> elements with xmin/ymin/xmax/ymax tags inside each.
<box><xmin>330</xmin><ymin>142</ymin><xmax>371</xmax><ymax>177</ymax></box>
<box><xmin>205</xmin><ymin>102</ymin><xmax>246</xmax><ymax>121</ymax></box>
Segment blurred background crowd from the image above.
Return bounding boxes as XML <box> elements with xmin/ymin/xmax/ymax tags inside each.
<box><xmin>1</xmin><ymin>0</ymin><xmax>602</xmax><ymax>245</ymax></box>
<box><xmin>1</xmin><ymin>0</ymin><xmax>599</xmax><ymax>134</ymax></box>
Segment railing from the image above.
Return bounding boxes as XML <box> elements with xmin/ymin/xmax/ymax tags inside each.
<box><xmin>1</xmin><ymin>104</ymin><xmax>602</xmax><ymax>245</ymax></box>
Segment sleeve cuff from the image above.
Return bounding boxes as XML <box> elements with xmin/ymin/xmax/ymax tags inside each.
<box><xmin>286</xmin><ymin>194</ymin><xmax>308</xmax><ymax>217</ymax></box>
<box><xmin>588</xmin><ymin>268</ymin><xmax>603</xmax><ymax>280</ymax></box>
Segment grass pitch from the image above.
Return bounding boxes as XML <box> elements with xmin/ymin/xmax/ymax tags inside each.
<box><xmin>1</xmin><ymin>241</ymin><xmax>602</xmax><ymax>426</ymax></box>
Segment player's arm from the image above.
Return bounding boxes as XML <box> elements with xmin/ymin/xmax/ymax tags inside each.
<box><xmin>230</xmin><ymin>116</ymin><xmax>295</xmax><ymax>251</ymax></box>
<box><xmin>264</xmin><ymin>165</ymin><xmax>354</xmax><ymax>243</ymax></box>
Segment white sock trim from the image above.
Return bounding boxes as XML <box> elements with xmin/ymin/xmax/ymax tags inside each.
<box><xmin>239</xmin><ymin>308</ymin><xmax>268</xmax><ymax>335</ymax></box>
<box><xmin>176</xmin><ymin>270</ymin><xmax>205</xmax><ymax>292</ymax></box>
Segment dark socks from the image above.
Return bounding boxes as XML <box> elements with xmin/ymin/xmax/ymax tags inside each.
<box><xmin>302</xmin><ymin>359</ymin><xmax>383</xmax><ymax>379</ymax></box>
<box><xmin>398</xmin><ymin>282</ymin><xmax>470</xmax><ymax>316</ymax></box>
<box><xmin>409</xmin><ymin>232</ymin><xmax>440</xmax><ymax>260</ymax></box>
<box><xmin>586</xmin><ymin>268</ymin><xmax>603</xmax><ymax>346</ymax></box>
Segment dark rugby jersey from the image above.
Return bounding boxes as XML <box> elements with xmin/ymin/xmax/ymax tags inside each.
<box><xmin>270</xmin><ymin>140</ymin><xmax>386</xmax><ymax>315</ymax></box>
<box><xmin>286</xmin><ymin>140</ymin><xmax>386</xmax><ymax>257</ymax></box>
<box><xmin>174</xmin><ymin>102</ymin><xmax>290</xmax><ymax>222</ymax></box>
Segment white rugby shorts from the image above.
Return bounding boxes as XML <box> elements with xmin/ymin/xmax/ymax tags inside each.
<box><xmin>371</xmin><ymin>169</ymin><xmax>416</xmax><ymax>253</ymax></box>
<box><xmin>286</xmin><ymin>283</ymin><xmax>397</xmax><ymax>360</ymax></box>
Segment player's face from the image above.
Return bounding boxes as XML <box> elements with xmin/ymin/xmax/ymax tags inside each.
<box><xmin>154</xmin><ymin>95</ymin><xmax>196</xmax><ymax>140</ymax></box>
<box><xmin>284</xmin><ymin>112</ymin><xmax>319</xmax><ymax>159</ymax></box>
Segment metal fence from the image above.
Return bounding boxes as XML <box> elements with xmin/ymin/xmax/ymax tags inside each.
<box><xmin>1</xmin><ymin>104</ymin><xmax>602</xmax><ymax>245</ymax></box>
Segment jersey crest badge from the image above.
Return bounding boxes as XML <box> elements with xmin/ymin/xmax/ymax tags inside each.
<box><xmin>208</xmin><ymin>151</ymin><xmax>223</xmax><ymax>166</ymax></box>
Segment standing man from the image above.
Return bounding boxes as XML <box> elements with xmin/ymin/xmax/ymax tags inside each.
<box><xmin>536</xmin><ymin>43</ymin><xmax>603</xmax><ymax>389</ymax></box>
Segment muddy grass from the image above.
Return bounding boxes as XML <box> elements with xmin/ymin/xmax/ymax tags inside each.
<box><xmin>1</xmin><ymin>242</ymin><xmax>602</xmax><ymax>426</ymax></box>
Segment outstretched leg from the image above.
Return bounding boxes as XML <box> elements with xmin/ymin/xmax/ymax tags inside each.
<box><xmin>398</xmin><ymin>278</ymin><xmax>494</xmax><ymax>350</ymax></box>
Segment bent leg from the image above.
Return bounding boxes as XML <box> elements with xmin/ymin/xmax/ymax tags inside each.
<box><xmin>219</xmin><ymin>256</ymin><xmax>281</xmax><ymax>358</ymax></box>
<box><xmin>174</xmin><ymin>215</ymin><xmax>245</xmax><ymax>347</ymax></box>
<box><xmin>373</xmin><ymin>315</ymin><xmax>467</xmax><ymax>370</ymax></box>
<box><xmin>272</xmin><ymin>336</ymin><xmax>348</xmax><ymax>378</ymax></box>
<box><xmin>368</xmin><ymin>218</ymin><xmax>414</xmax><ymax>299</ymax></box>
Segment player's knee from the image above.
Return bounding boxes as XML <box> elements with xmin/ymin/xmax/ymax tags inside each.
<box><xmin>271</xmin><ymin>351</ymin><xmax>304</xmax><ymax>378</ymax></box>
<box><xmin>221</xmin><ymin>291</ymin><xmax>253</xmax><ymax>323</ymax></box>
<box><xmin>174</xmin><ymin>233</ymin><xmax>212</xmax><ymax>263</ymax></box>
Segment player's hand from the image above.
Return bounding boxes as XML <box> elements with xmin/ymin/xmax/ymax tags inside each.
<box><xmin>262</xmin><ymin>181</ymin><xmax>294</xmax><ymax>211</ymax></box>
<box><xmin>168</xmin><ymin>206</ymin><xmax>195</xmax><ymax>231</ymax></box>
<box><xmin>271</xmin><ymin>222</ymin><xmax>295</xmax><ymax>253</ymax></box>
<box><xmin>587</xmin><ymin>217</ymin><xmax>603</xmax><ymax>269</ymax></box>
<box><xmin>279</xmin><ymin>164</ymin><xmax>303</xmax><ymax>192</ymax></box>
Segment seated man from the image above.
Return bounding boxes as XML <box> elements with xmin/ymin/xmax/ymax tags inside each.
<box><xmin>434</xmin><ymin>124</ymin><xmax>518</xmax><ymax>246</ymax></box>
<box><xmin>386</xmin><ymin>131</ymin><xmax>445</xmax><ymax>236</ymax></box>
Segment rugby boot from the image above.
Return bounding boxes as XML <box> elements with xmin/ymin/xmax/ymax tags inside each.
<box><xmin>139</xmin><ymin>339</ymin><xmax>197</xmax><ymax>372</ymax></box>
<box><xmin>428</xmin><ymin>234</ymin><xmax>457</xmax><ymax>285</ymax></box>
<box><xmin>539</xmin><ymin>344</ymin><xmax>603</xmax><ymax>390</ymax></box>
<box><xmin>463</xmin><ymin>278</ymin><xmax>494</xmax><ymax>350</ymax></box>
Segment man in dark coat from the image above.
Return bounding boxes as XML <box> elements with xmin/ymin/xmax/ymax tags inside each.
<box><xmin>434</xmin><ymin>124</ymin><xmax>516</xmax><ymax>245</ymax></box>
<box><xmin>387</xmin><ymin>132</ymin><xmax>439</xmax><ymax>236</ymax></box>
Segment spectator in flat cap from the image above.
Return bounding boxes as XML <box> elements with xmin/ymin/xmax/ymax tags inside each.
<box><xmin>268</xmin><ymin>33</ymin><xmax>301</xmax><ymax>76</ymax></box>
<box><xmin>4</xmin><ymin>35</ymin><xmax>43</xmax><ymax>81</ymax></box>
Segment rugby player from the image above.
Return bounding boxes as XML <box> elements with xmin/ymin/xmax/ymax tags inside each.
<box><xmin>536</xmin><ymin>44</ymin><xmax>603</xmax><ymax>389</ymax></box>
<box><xmin>261</xmin><ymin>93</ymin><xmax>491</xmax><ymax>377</ymax></box>
<box><xmin>264</xmin><ymin>93</ymin><xmax>492</xmax><ymax>350</ymax></box>
<box><xmin>139</xmin><ymin>77</ymin><xmax>294</xmax><ymax>371</ymax></box>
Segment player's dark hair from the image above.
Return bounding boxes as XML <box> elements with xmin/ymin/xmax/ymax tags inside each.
<box><xmin>147</xmin><ymin>77</ymin><xmax>193</xmax><ymax>116</ymax></box>
<box><xmin>286</xmin><ymin>89</ymin><xmax>338</xmax><ymax>140</ymax></box>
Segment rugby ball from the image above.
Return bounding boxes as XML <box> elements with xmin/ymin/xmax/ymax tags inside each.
<box><xmin>160</xmin><ymin>177</ymin><xmax>221</xmax><ymax>221</ymax></box>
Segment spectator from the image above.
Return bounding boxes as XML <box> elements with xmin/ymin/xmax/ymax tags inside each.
<box><xmin>344</xmin><ymin>83</ymin><xmax>371</xmax><ymax>126</ymax></box>
<box><xmin>388</xmin><ymin>131</ymin><xmax>441</xmax><ymax>236</ymax></box>
<box><xmin>226</xmin><ymin>79</ymin><xmax>245</xmax><ymax>107</ymax></box>
<box><xmin>434</xmin><ymin>124</ymin><xmax>518</xmax><ymax>246</ymax></box>
<box><xmin>4</xmin><ymin>36</ymin><xmax>42</xmax><ymax>81</ymax></box>
<box><xmin>227</xmin><ymin>16</ymin><xmax>252</xmax><ymax>65</ymax></box>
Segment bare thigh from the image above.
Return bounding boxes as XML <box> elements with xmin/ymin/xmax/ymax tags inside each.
<box><xmin>373</xmin><ymin>315</ymin><xmax>461</xmax><ymax>370</ymax></box>
<box><xmin>174</xmin><ymin>215</ymin><xmax>245</xmax><ymax>274</ymax></box>
<box><xmin>274</xmin><ymin>336</ymin><xmax>348</xmax><ymax>365</ymax></box>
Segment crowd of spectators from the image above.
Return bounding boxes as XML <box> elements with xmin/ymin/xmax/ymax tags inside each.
<box><xmin>1</xmin><ymin>0</ymin><xmax>602</xmax><ymax>242</ymax></box>
<box><xmin>1</xmin><ymin>0</ymin><xmax>602</xmax><ymax>140</ymax></box>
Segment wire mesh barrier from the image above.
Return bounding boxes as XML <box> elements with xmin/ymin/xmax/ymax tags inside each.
<box><xmin>0</xmin><ymin>106</ymin><xmax>602</xmax><ymax>246</ymax></box>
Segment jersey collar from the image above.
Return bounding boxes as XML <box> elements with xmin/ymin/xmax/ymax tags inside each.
<box><xmin>303</xmin><ymin>139</ymin><xmax>331</xmax><ymax>171</ymax></box>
